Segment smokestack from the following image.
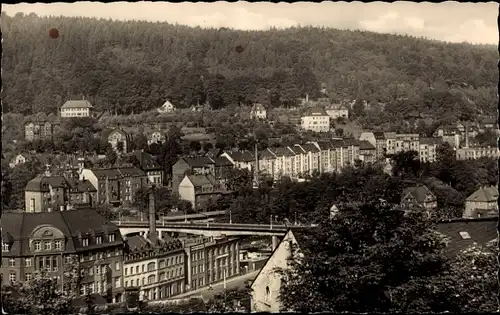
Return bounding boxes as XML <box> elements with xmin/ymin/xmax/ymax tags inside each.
<box><xmin>149</xmin><ymin>186</ymin><xmax>157</xmax><ymax>243</ymax></box>
<box><xmin>464</xmin><ymin>121</ymin><xmax>469</xmax><ymax>148</ymax></box>
<box><xmin>254</xmin><ymin>143</ymin><xmax>259</xmax><ymax>187</ymax></box>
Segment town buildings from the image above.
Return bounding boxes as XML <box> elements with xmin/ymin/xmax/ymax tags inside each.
<box><xmin>60</xmin><ymin>100</ymin><xmax>93</xmax><ymax>118</ymax></box>
<box><xmin>325</xmin><ymin>104</ymin><xmax>349</xmax><ymax>119</ymax></box>
<box><xmin>221</xmin><ymin>150</ymin><xmax>256</xmax><ymax>172</ymax></box>
<box><xmin>250</xmin><ymin>103</ymin><xmax>267</xmax><ymax>120</ymax></box>
<box><xmin>463</xmin><ymin>186</ymin><xmax>499</xmax><ymax>218</ymax></box>
<box><xmin>300</xmin><ymin>107</ymin><xmax>330</xmax><ymax>133</ymax></box>
<box><xmin>123</xmin><ymin>151</ymin><xmax>164</xmax><ymax>185</ymax></box>
<box><xmin>147</xmin><ymin>131</ymin><xmax>166</xmax><ymax>146</ymax></box>
<box><xmin>79</xmin><ymin>166</ymin><xmax>148</xmax><ymax>205</ymax></box>
<box><xmin>358</xmin><ymin>140</ymin><xmax>376</xmax><ymax>164</ymax></box>
<box><xmin>419</xmin><ymin>138</ymin><xmax>440</xmax><ymax>163</ymax></box>
<box><xmin>24</xmin><ymin>121</ymin><xmax>56</xmax><ymax>142</ymax></box>
<box><xmin>178</xmin><ymin>174</ymin><xmax>230</xmax><ymax>211</ymax></box>
<box><xmin>1</xmin><ymin>208</ymin><xmax>125</xmax><ymax>302</ymax></box>
<box><xmin>455</xmin><ymin>146</ymin><xmax>499</xmax><ymax>160</ymax></box>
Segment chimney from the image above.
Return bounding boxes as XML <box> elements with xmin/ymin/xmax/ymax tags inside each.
<box><xmin>149</xmin><ymin>186</ymin><xmax>157</xmax><ymax>243</ymax></box>
<box><xmin>464</xmin><ymin>121</ymin><xmax>469</xmax><ymax>148</ymax></box>
<box><xmin>305</xmin><ymin>93</ymin><xmax>309</xmax><ymax>103</ymax></box>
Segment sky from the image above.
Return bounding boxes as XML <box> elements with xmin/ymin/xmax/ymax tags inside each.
<box><xmin>3</xmin><ymin>1</ymin><xmax>498</xmax><ymax>45</ymax></box>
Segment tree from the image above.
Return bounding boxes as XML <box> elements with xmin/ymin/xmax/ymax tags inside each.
<box><xmin>189</xmin><ymin>140</ymin><xmax>202</xmax><ymax>153</ymax></box>
<box><xmin>206</xmin><ymin>288</ymin><xmax>251</xmax><ymax>312</ymax></box>
<box><xmin>279</xmin><ymin>202</ymin><xmax>457</xmax><ymax>313</ymax></box>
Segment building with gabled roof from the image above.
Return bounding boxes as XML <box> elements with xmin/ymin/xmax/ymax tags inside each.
<box><xmin>300</xmin><ymin>107</ymin><xmax>330</xmax><ymax>133</ymax></box>
<box><xmin>123</xmin><ymin>151</ymin><xmax>163</xmax><ymax>186</ymax></box>
<box><xmin>103</xmin><ymin>128</ymin><xmax>131</xmax><ymax>155</ymax></box>
<box><xmin>157</xmin><ymin>100</ymin><xmax>176</xmax><ymax>114</ymax></box>
<box><xmin>178</xmin><ymin>174</ymin><xmax>230</xmax><ymax>211</ymax></box>
<box><xmin>325</xmin><ymin>103</ymin><xmax>349</xmax><ymax>119</ymax></box>
<box><xmin>221</xmin><ymin>150</ymin><xmax>256</xmax><ymax>172</ymax></box>
<box><xmin>250</xmin><ymin>228</ymin><xmax>314</xmax><ymax>312</ymax></box>
<box><xmin>9</xmin><ymin>153</ymin><xmax>28</xmax><ymax>169</ymax></box>
<box><xmin>60</xmin><ymin>99</ymin><xmax>93</xmax><ymax>118</ymax></box>
<box><xmin>250</xmin><ymin>103</ymin><xmax>267</xmax><ymax>120</ymax></box>
<box><xmin>1</xmin><ymin>207</ymin><xmax>125</xmax><ymax>302</ymax></box>
<box><xmin>268</xmin><ymin>146</ymin><xmax>296</xmax><ymax>178</ymax></box>
<box><xmin>463</xmin><ymin>186</ymin><xmax>499</xmax><ymax>218</ymax></box>
<box><xmin>400</xmin><ymin>185</ymin><xmax>437</xmax><ymax>213</ymax></box>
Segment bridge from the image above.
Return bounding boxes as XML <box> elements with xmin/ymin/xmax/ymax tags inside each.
<box><xmin>113</xmin><ymin>221</ymin><xmax>294</xmax><ymax>238</ymax></box>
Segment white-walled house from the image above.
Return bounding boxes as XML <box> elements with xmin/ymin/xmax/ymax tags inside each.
<box><xmin>300</xmin><ymin>107</ymin><xmax>330</xmax><ymax>132</ymax></box>
<box><xmin>60</xmin><ymin>100</ymin><xmax>93</xmax><ymax>118</ymax></box>
<box><xmin>250</xmin><ymin>229</ymin><xmax>309</xmax><ymax>312</ymax></box>
<box><xmin>250</xmin><ymin>103</ymin><xmax>267</xmax><ymax>120</ymax></box>
<box><xmin>325</xmin><ymin>104</ymin><xmax>349</xmax><ymax>119</ymax></box>
<box><xmin>9</xmin><ymin>154</ymin><xmax>28</xmax><ymax>168</ymax></box>
<box><xmin>157</xmin><ymin>100</ymin><xmax>176</xmax><ymax>113</ymax></box>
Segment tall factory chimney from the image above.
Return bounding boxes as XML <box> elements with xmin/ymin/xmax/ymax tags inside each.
<box><xmin>253</xmin><ymin>142</ymin><xmax>259</xmax><ymax>188</ymax></box>
<box><xmin>148</xmin><ymin>185</ymin><xmax>157</xmax><ymax>243</ymax></box>
<box><xmin>464</xmin><ymin>121</ymin><xmax>469</xmax><ymax>148</ymax></box>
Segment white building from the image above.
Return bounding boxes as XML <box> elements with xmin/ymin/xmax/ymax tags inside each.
<box><xmin>300</xmin><ymin>107</ymin><xmax>330</xmax><ymax>133</ymax></box>
<box><xmin>9</xmin><ymin>154</ymin><xmax>27</xmax><ymax>168</ymax></box>
<box><xmin>325</xmin><ymin>104</ymin><xmax>349</xmax><ymax>119</ymax></box>
<box><xmin>250</xmin><ymin>103</ymin><xmax>267</xmax><ymax>120</ymax></box>
<box><xmin>157</xmin><ymin>100</ymin><xmax>176</xmax><ymax>113</ymax></box>
<box><xmin>60</xmin><ymin>100</ymin><xmax>93</xmax><ymax>118</ymax></box>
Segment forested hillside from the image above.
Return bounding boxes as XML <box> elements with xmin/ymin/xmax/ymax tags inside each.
<box><xmin>1</xmin><ymin>12</ymin><xmax>497</xmax><ymax>117</ymax></box>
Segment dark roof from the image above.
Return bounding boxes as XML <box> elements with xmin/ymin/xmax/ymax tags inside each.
<box><xmin>90</xmin><ymin>168</ymin><xmax>123</xmax><ymax>180</ymax></box>
<box><xmin>436</xmin><ymin>217</ymin><xmax>498</xmax><ymax>258</ymax></box>
<box><xmin>102</xmin><ymin>128</ymin><xmax>130</xmax><ymax>141</ymax></box>
<box><xmin>61</xmin><ymin>100</ymin><xmax>93</xmax><ymax>109</ymax></box>
<box><xmin>300</xmin><ymin>143</ymin><xmax>320</xmax><ymax>153</ymax></box>
<box><xmin>420</xmin><ymin>137</ymin><xmax>442</xmax><ymax>145</ymax></box>
<box><xmin>117</xmin><ymin>167</ymin><xmax>147</xmax><ymax>178</ymax></box>
<box><xmin>373</xmin><ymin>131</ymin><xmax>385</xmax><ymax>140</ymax></box>
<box><xmin>68</xmin><ymin>179</ymin><xmax>97</xmax><ymax>193</ymax></box>
<box><xmin>1</xmin><ymin>209</ymin><xmax>123</xmax><ymax>257</ymax></box>
<box><xmin>330</xmin><ymin>139</ymin><xmax>345</xmax><ymax>149</ymax></box>
<box><xmin>270</xmin><ymin>147</ymin><xmax>295</xmax><ymax>157</ymax></box>
<box><xmin>187</xmin><ymin>175</ymin><xmax>213</xmax><ymax>187</ymax></box>
<box><xmin>289</xmin><ymin>145</ymin><xmax>305</xmax><ymax>154</ymax></box>
<box><xmin>466</xmin><ymin>186</ymin><xmax>498</xmax><ymax>202</ymax></box>
<box><xmin>124</xmin><ymin>151</ymin><xmax>162</xmax><ymax>170</ymax></box>
<box><xmin>259</xmin><ymin>149</ymin><xmax>277</xmax><ymax>159</ymax></box>
<box><xmin>303</xmin><ymin>107</ymin><xmax>328</xmax><ymax>116</ymax></box>
<box><xmin>182</xmin><ymin>156</ymin><xmax>215</xmax><ymax>168</ymax></box>
<box><xmin>402</xmin><ymin>185</ymin><xmax>436</xmax><ymax>204</ymax></box>
<box><xmin>359</xmin><ymin>140</ymin><xmax>376</xmax><ymax>150</ymax></box>
<box><xmin>213</xmin><ymin>156</ymin><xmax>233</xmax><ymax>166</ymax></box>
<box><xmin>25</xmin><ymin>175</ymin><xmax>69</xmax><ymax>192</ymax></box>
<box><xmin>315</xmin><ymin>141</ymin><xmax>331</xmax><ymax>150</ymax></box>
<box><xmin>227</xmin><ymin>151</ymin><xmax>255</xmax><ymax>162</ymax></box>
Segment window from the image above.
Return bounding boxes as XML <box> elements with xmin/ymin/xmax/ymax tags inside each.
<box><xmin>136</xmin><ymin>266</ymin><xmax>139</xmax><ymax>274</ymax></box>
<box><xmin>265</xmin><ymin>286</ymin><xmax>270</xmax><ymax>301</ymax></box>
<box><xmin>54</xmin><ymin>240</ymin><xmax>62</xmax><ymax>250</ymax></box>
<box><xmin>115</xmin><ymin>277</ymin><xmax>121</xmax><ymax>288</ymax></box>
<box><xmin>125</xmin><ymin>281</ymin><xmax>129</xmax><ymax>287</ymax></box>
<box><xmin>147</xmin><ymin>262</ymin><xmax>155</xmax><ymax>272</ymax></box>
<box><xmin>124</xmin><ymin>268</ymin><xmax>128</xmax><ymax>276</ymax></box>
<box><xmin>148</xmin><ymin>275</ymin><xmax>155</xmax><ymax>284</ymax></box>
<box><xmin>159</xmin><ymin>260</ymin><xmax>165</xmax><ymax>268</ymax></box>
<box><xmin>52</xmin><ymin>257</ymin><xmax>58</xmax><ymax>271</ymax></box>
<box><xmin>141</xmin><ymin>278</ymin><xmax>145</xmax><ymax>285</ymax></box>
<box><xmin>115</xmin><ymin>261</ymin><xmax>120</xmax><ymax>271</ymax></box>
<box><xmin>9</xmin><ymin>258</ymin><xmax>15</xmax><ymax>267</ymax></box>
<box><xmin>108</xmin><ymin>234</ymin><xmax>115</xmax><ymax>242</ymax></box>
<box><xmin>9</xmin><ymin>272</ymin><xmax>16</xmax><ymax>283</ymax></box>
<box><xmin>96</xmin><ymin>236</ymin><xmax>102</xmax><ymax>245</ymax></box>
<box><xmin>2</xmin><ymin>243</ymin><xmax>9</xmax><ymax>252</ymax></box>
<box><xmin>142</xmin><ymin>265</ymin><xmax>145</xmax><ymax>273</ymax></box>
<box><xmin>25</xmin><ymin>273</ymin><xmax>32</xmax><ymax>282</ymax></box>
<box><xmin>82</xmin><ymin>238</ymin><xmax>89</xmax><ymax>247</ymax></box>
<box><xmin>130</xmin><ymin>280</ymin><xmax>134</xmax><ymax>287</ymax></box>
<box><xmin>25</xmin><ymin>258</ymin><xmax>32</xmax><ymax>267</ymax></box>
<box><xmin>34</xmin><ymin>241</ymin><xmax>41</xmax><ymax>251</ymax></box>
<box><xmin>96</xmin><ymin>266</ymin><xmax>100</xmax><ymax>275</ymax></box>
<box><xmin>159</xmin><ymin>272</ymin><xmax>165</xmax><ymax>281</ymax></box>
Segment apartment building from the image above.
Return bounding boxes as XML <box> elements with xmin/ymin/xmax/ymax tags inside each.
<box><xmin>394</xmin><ymin>133</ymin><xmax>420</xmax><ymax>154</ymax></box>
<box><xmin>268</xmin><ymin>147</ymin><xmax>296</xmax><ymax>179</ymax></box>
<box><xmin>300</xmin><ymin>107</ymin><xmax>330</xmax><ymax>133</ymax></box>
<box><xmin>24</xmin><ymin>121</ymin><xmax>56</xmax><ymax>142</ymax></box>
<box><xmin>419</xmin><ymin>138</ymin><xmax>441</xmax><ymax>163</ymax></box>
<box><xmin>123</xmin><ymin>151</ymin><xmax>163</xmax><ymax>185</ymax></box>
<box><xmin>456</xmin><ymin>146</ymin><xmax>499</xmax><ymax>160</ymax></box>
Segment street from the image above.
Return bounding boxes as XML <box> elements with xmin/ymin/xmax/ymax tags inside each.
<box><xmin>168</xmin><ymin>270</ymin><xmax>260</xmax><ymax>301</ymax></box>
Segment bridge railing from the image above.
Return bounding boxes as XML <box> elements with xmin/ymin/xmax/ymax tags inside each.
<box><xmin>113</xmin><ymin>220</ymin><xmax>302</xmax><ymax>231</ymax></box>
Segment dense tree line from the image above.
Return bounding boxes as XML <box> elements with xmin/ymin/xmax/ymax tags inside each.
<box><xmin>1</xmin><ymin>13</ymin><xmax>497</xmax><ymax>119</ymax></box>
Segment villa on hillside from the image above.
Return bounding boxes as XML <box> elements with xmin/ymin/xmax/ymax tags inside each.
<box><xmin>157</xmin><ymin>100</ymin><xmax>176</xmax><ymax>113</ymax></box>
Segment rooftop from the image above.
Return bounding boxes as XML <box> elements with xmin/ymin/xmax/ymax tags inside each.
<box><xmin>61</xmin><ymin>100</ymin><xmax>93</xmax><ymax>109</ymax></box>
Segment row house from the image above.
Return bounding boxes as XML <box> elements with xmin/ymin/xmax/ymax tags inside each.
<box><xmin>172</xmin><ymin>156</ymin><xmax>233</xmax><ymax>195</ymax></box>
<box><xmin>267</xmin><ymin>147</ymin><xmax>295</xmax><ymax>179</ymax></box>
<box><xmin>79</xmin><ymin>167</ymin><xmax>148</xmax><ymax>205</ymax></box>
<box><xmin>299</xmin><ymin>143</ymin><xmax>321</xmax><ymax>175</ymax></box>
<box><xmin>394</xmin><ymin>133</ymin><xmax>420</xmax><ymax>154</ymax></box>
<box><xmin>1</xmin><ymin>208</ymin><xmax>125</xmax><ymax>303</ymax></box>
<box><xmin>456</xmin><ymin>146</ymin><xmax>499</xmax><ymax>160</ymax></box>
<box><xmin>220</xmin><ymin>150</ymin><xmax>256</xmax><ymax>172</ymax></box>
<box><xmin>419</xmin><ymin>138</ymin><xmax>441</xmax><ymax>163</ymax></box>
<box><xmin>123</xmin><ymin>235</ymin><xmax>185</xmax><ymax>301</ymax></box>
<box><xmin>24</xmin><ymin>121</ymin><xmax>56</xmax><ymax>142</ymax></box>
<box><xmin>257</xmin><ymin>149</ymin><xmax>279</xmax><ymax>180</ymax></box>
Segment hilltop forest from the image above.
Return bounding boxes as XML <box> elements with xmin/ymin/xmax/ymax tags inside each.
<box><xmin>1</xmin><ymin>12</ymin><xmax>498</xmax><ymax>119</ymax></box>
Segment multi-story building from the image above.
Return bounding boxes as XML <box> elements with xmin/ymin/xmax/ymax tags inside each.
<box><xmin>1</xmin><ymin>208</ymin><xmax>125</xmax><ymax>302</ymax></box>
<box><xmin>463</xmin><ymin>186</ymin><xmax>499</xmax><ymax>218</ymax></box>
<box><xmin>212</xmin><ymin>156</ymin><xmax>234</xmax><ymax>184</ymax></box>
<box><xmin>123</xmin><ymin>235</ymin><xmax>185</xmax><ymax>300</ymax></box>
<box><xmin>123</xmin><ymin>151</ymin><xmax>163</xmax><ymax>186</ymax></box>
<box><xmin>221</xmin><ymin>150</ymin><xmax>256</xmax><ymax>173</ymax></box>
<box><xmin>288</xmin><ymin>145</ymin><xmax>307</xmax><ymax>178</ymax></box>
<box><xmin>419</xmin><ymin>138</ymin><xmax>441</xmax><ymax>163</ymax></box>
<box><xmin>325</xmin><ymin>104</ymin><xmax>349</xmax><ymax>119</ymax></box>
<box><xmin>358</xmin><ymin>140</ymin><xmax>376</xmax><ymax>164</ymax></box>
<box><xmin>24</xmin><ymin>121</ymin><xmax>55</xmax><ymax>142</ymax></box>
<box><xmin>312</xmin><ymin>142</ymin><xmax>332</xmax><ymax>173</ymax></box>
<box><xmin>172</xmin><ymin>157</ymin><xmax>216</xmax><ymax>194</ymax></box>
<box><xmin>178</xmin><ymin>174</ymin><xmax>229</xmax><ymax>211</ymax></box>
<box><xmin>268</xmin><ymin>147</ymin><xmax>296</xmax><ymax>179</ymax></box>
<box><xmin>60</xmin><ymin>100</ymin><xmax>93</xmax><ymax>118</ymax></box>
<box><xmin>456</xmin><ymin>146</ymin><xmax>499</xmax><ymax>160</ymax></box>
<box><xmin>258</xmin><ymin>149</ymin><xmax>278</xmax><ymax>179</ymax></box>
<box><xmin>183</xmin><ymin>235</ymin><xmax>240</xmax><ymax>291</ymax></box>
<box><xmin>67</xmin><ymin>178</ymin><xmax>98</xmax><ymax>208</ymax></box>
<box><xmin>104</xmin><ymin>128</ymin><xmax>131</xmax><ymax>155</ymax></box>
<box><xmin>79</xmin><ymin>167</ymin><xmax>148</xmax><ymax>205</ymax></box>
<box><xmin>298</xmin><ymin>143</ymin><xmax>321</xmax><ymax>175</ymax></box>
<box><xmin>250</xmin><ymin>103</ymin><xmax>267</xmax><ymax>120</ymax></box>
<box><xmin>384</xmin><ymin>132</ymin><xmax>397</xmax><ymax>155</ymax></box>
<box><xmin>394</xmin><ymin>133</ymin><xmax>420</xmax><ymax>154</ymax></box>
<box><xmin>300</xmin><ymin>107</ymin><xmax>330</xmax><ymax>133</ymax></box>
<box><xmin>373</xmin><ymin>132</ymin><xmax>387</xmax><ymax>160</ymax></box>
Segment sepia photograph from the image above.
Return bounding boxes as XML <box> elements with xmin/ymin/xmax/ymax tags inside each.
<box><xmin>1</xmin><ymin>1</ymin><xmax>498</xmax><ymax>314</ymax></box>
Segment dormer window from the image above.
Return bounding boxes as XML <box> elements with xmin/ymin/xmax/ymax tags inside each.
<box><xmin>82</xmin><ymin>238</ymin><xmax>89</xmax><ymax>247</ymax></box>
<box><xmin>2</xmin><ymin>243</ymin><xmax>9</xmax><ymax>252</ymax></box>
<box><xmin>55</xmin><ymin>240</ymin><xmax>62</xmax><ymax>250</ymax></box>
<box><xmin>44</xmin><ymin>241</ymin><xmax>51</xmax><ymax>251</ymax></box>
<box><xmin>96</xmin><ymin>236</ymin><xmax>102</xmax><ymax>245</ymax></box>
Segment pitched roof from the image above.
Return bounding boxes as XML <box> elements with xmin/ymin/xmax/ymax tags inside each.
<box><xmin>187</xmin><ymin>175</ymin><xmax>213</xmax><ymax>187</ymax></box>
<box><xmin>25</xmin><ymin>175</ymin><xmax>69</xmax><ymax>192</ymax></box>
<box><xmin>373</xmin><ymin>131</ymin><xmax>385</xmax><ymax>139</ymax></box>
<box><xmin>61</xmin><ymin>100</ymin><xmax>93</xmax><ymax>109</ymax></box>
<box><xmin>226</xmin><ymin>150</ymin><xmax>255</xmax><ymax>163</ymax></box>
<box><xmin>259</xmin><ymin>148</ymin><xmax>277</xmax><ymax>159</ymax></box>
<box><xmin>315</xmin><ymin>141</ymin><xmax>331</xmax><ymax>150</ymax></box>
<box><xmin>68</xmin><ymin>179</ymin><xmax>97</xmax><ymax>193</ymax></box>
<box><xmin>124</xmin><ymin>151</ymin><xmax>162</xmax><ymax>170</ymax></box>
<box><xmin>436</xmin><ymin>217</ymin><xmax>498</xmax><ymax>258</ymax></box>
<box><xmin>213</xmin><ymin>156</ymin><xmax>233</xmax><ymax>166</ymax></box>
<box><xmin>420</xmin><ymin>137</ymin><xmax>442</xmax><ymax>145</ymax></box>
<box><xmin>182</xmin><ymin>156</ymin><xmax>215</xmax><ymax>168</ymax></box>
<box><xmin>359</xmin><ymin>140</ymin><xmax>376</xmax><ymax>150</ymax></box>
<box><xmin>302</xmin><ymin>107</ymin><xmax>328</xmax><ymax>117</ymax></box>
<box><xmin>90</xmin><ymin>168</ymin><xmax>123</xmax><ymax>180</ymax></box>
<box><xmin>402</xmin><ymin>185</ymin><xmax>436</xmax><ymax>204</ymax></box>
<box><xmin>289</xmin><ymin>145</ymin><xmax>305</xmax><ymax>154</ymax></box>
<box><xmin>269</xmin><ymin>147</ymin><xmax>295</xmax><ymax>157</ymax></box>
<box><xmin>466</xmin><ymin>186</ymin><xmax>499</xmax><ymax>202</ymax></box>
<box><xmin>300</xmin><ymin>143</ymin><xmax>320</xmax><ymax>153</ymax></box>
<box><xmin>117</xmin><ymin>167</ymin><xmax>147</xmax><ymax>177</ymax></box>
<box><xmin>1</xmin><ymin>209</ymin><xmax>123</xmax><ymax>256</ymax></box>
<box><xmin>251</xmin><ymin>103</ymin><xmax>266</xmax><ymax>112</ymax></box>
